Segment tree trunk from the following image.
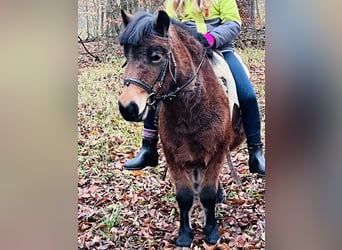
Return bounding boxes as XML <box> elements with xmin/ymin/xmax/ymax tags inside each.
<box><xmin>249</xmin><ymin>0</ymin><xmax>255</xmax><ymax>28</ymax></box>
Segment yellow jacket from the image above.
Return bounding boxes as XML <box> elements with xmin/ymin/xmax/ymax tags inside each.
<box><xmin>165</xmin><ymin>0</ymin><xmax>241</xmax><ymax>51</ymax></box>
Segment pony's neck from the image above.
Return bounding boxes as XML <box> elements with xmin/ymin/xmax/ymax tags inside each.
<box><xmin>168</xmin><ymin>25</ymin><xmax>207</xmax><ymax>91</ymax></box>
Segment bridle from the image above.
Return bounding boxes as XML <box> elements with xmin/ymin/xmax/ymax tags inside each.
<box><xmin>123</xmin><ymin>48</ymin><xmax>207</xmax><ymax>106</ymax></box>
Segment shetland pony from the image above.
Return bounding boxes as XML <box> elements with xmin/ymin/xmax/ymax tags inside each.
<box><xmin>118</xmin><ymin>10</ymin><xmax>245</xmax><ymax>247</ymax></box>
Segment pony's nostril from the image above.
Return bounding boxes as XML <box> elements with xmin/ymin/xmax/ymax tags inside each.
<box><xmin>118</xmin><ymin>101</ymin><xmax>139</xmax><ymax>121</ymax></box>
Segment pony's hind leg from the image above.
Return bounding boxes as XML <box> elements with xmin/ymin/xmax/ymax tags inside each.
<box><xmin>216</xmin><ymin>181</ymin><xmax>225</xmax><ymax>203</ymax></box>
<box><xmin>200</xmin><ymin>186</ymin><xmax>220</xmax><ymax>245</ymax></box>
<box><xmin>175</xmin><ymin>187</ymin><xmax>194</xmax><ymax>247</ymax></box>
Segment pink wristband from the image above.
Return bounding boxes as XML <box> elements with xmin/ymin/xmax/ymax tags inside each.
<box><xmin>204</xmin><ymin>32</ymin><xmax>215</xmax><ymax>48</ymax></box>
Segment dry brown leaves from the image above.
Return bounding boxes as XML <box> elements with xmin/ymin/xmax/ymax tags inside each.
<box><xmin>78</xmin><ymin>148</ymin><xmax>265</xmax><ymax>249</ymax></box>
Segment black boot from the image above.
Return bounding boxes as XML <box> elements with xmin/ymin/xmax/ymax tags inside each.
<box><xmin>124</xmin><ymin>139</ymin><xmax>159</xmax><ymax>170</ymax></box>
<box><xmin>248</xmin><ymin>144</ymin><xmax>265</xmax><ymax>176</ymax></box>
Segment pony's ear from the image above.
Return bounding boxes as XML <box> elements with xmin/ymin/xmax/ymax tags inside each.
<box><xmin>154</xmin><ymin>10</ymin><xmax>170</xmax><ymax>37</ymax></box>
<box><xmin>121</xmin><ymin>9</ymin><xmax>133</xmax><ymax>27</ymax></box>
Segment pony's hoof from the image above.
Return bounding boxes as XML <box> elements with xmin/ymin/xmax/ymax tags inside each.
<box><xmin>175</xmin><ymin>232</ymin><xmax>193</xmax><ymax>247</ymax></box>
<box><xmin>205</xmin><ymin>230</ymin><xmax>220</xmax><ymax>245</ymax></box>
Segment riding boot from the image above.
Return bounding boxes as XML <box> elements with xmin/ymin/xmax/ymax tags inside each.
<box><xmin>124</xmin><ymin>138</ymin><xmax>159</xmax><ymax>170</ymax></box>
<box><xmin>248</xmin><ymin>144</ymin><xmax>265</xmax><ymax>176</ymax></box>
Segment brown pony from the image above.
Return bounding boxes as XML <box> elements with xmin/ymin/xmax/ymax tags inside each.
<box><xmin>118</xmin><ymin>10</ymin><xmax>245</xmax><ymax>247</ymax></box>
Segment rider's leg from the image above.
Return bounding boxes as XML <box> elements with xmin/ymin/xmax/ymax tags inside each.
<box><xmin>124</xmin><ymin>105</ymin><xmax>159</xmax><ymax>170</ymax></box>
<box><xmin>223</xmin><ymin>51</ymin><xmax>265</xmax><ymax>176</ymax></box>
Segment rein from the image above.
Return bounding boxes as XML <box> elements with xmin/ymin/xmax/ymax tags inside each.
<box><xmin>123</xmin><ymin>48</ymin><xmax>207</xmax><ymax>105</ymax></box>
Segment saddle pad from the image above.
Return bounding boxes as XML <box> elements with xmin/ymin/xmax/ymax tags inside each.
<box><xmin>210</xmin><ymin>51</ymin><xmax>241</xmax><ymax>118</ymax></box>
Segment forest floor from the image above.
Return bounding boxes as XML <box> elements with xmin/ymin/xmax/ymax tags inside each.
<box><xmin>78</xmin><ymin>41</ymin><xmax>265</xmax><ymax>250</ymax></box>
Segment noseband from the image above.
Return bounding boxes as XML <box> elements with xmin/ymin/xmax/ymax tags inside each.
<box><xmin>123</xmin><ymin>48</ymin><xmax>207</xmax><ymax>105</ymax></box>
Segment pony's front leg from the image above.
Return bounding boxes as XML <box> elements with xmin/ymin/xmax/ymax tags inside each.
<box><xmin>200</xmin><ymin>186</ymin><xmax>220</xmax><ymax>245</ymax></box>
<box><xmin>175</xmin><ymin>187</ymin><xmax>194</xmax><ymax>247</ymax></box>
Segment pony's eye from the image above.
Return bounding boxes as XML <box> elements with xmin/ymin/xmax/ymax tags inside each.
<box><xmin>151</xmin><ymin>52</ymin><xmax>162</xmax><ymax>63</ymax></box>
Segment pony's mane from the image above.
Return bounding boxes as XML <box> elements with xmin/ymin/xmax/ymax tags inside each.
<box><xmin>120</xmin><ymin>11</ymin><xmax>213</xmax><ymax>57</ymax></box>
<box><xmin>171</xmin><ymin>19</ymin><xmax>213</xmax><ymax>58</ymax></box>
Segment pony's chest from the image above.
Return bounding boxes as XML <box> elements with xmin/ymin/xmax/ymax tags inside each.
<box><xmin>160</xmin><ymin>112</ymin><xmax>216</xmax><ymax>149</ymax></box>
<box><xmin>161</xmin><ymin>128</ymin><xmax>212</xmax><ymax>162</ymax></box>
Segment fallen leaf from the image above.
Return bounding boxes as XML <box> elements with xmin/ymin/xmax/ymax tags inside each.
<box><xmin>132</xmin><ymin>170</ymin><xmax>144</xmax><ymax>176</ymax></box>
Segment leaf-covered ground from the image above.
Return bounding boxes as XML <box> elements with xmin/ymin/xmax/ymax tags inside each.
<box><xmin>78</xmin><ymin>43</ymin><xmax>265</xmax><ymax>249</ymax></box>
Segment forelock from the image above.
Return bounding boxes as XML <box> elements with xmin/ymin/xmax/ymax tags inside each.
<box><xmin>119</xmin><ymin>12</ymin><xmax>155</xmax><ymax>46</ymax></box>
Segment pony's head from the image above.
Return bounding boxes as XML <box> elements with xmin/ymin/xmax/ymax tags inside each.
<box><xmin>118</xmin><ymin>10</ymin><xmax>172</xmax><ymax>122</ymax></box>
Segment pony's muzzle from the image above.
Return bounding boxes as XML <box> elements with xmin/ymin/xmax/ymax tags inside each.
<box><xmin>118</xmin><ymin>100</ymin><xmax>142</xmax><ymax>122</ymax></box>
